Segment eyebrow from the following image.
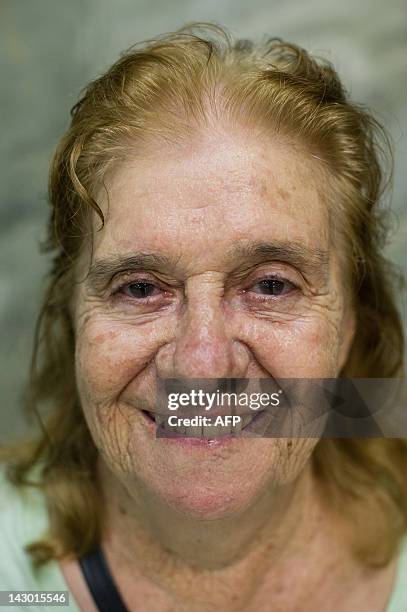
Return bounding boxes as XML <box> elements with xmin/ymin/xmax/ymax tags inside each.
<box><xmin>226</xmin><ymin>241</ymin><xmax>330</xmax><ymax>281</ymax></box>
<box><xmin>84</xmin><ymin>241</ymin><xmax>329</xmax><ymax>293</ymax></box>
<box><xmin>84</xmin><ymin>253</ymin><xmax>179</xmax><ymax>293</ymax></box>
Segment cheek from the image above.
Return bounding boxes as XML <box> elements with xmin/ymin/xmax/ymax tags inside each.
<box><xmin>266</xmin><ymin>438</ymin><xmax>318</xmax><ymax>486</ymax></box>
<box><xmin>74</xmin><ymin>316</ymin><xmax>163</xmax><ymax>469</ymax></box>
<box><xmin>237</xmin><ymin>313</ymin><xmax>343</xmax><ymax>378</ymax></box>
<box><xmin>74</xmin><ymin>317</ymin><xmax>159</xmax><ymax>406</ymax></box>
<box><xmin>277</xmin><ymin>319</ymin><xmax>341</xmax><ymax>376</ymax></box>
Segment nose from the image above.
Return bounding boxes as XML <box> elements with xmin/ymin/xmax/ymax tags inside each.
<box><xmin>155</xmin><ymin>278</ymin><xmax>249</xmax><ymax>379</ymax></box>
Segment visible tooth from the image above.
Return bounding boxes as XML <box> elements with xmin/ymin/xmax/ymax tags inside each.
<box><xmin>154</xmin><ymin>413</ymin><xmax>161</xmax><ymax>425</ymax></box>
<box><xmin>184</xmin><ymin>425</ymin><xmax>203</xmax><ymax>438</ymax></box>
<box><xmin>203</xmin><ymin>422</ymin><xmax>222</xmax><ymax>438</ymax></box>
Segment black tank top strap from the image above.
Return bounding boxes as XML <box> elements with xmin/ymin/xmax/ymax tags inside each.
<box><xmin>78</xmin><ymin>545</ymin><xmax>129</xmax><ymax>612</ymax></box>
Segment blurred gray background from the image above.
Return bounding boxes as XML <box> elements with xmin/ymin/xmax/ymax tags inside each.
<box><xmin>1</xmin><ymin>0</ymin><xmax>406</xmax><ymax>441</ymax></box>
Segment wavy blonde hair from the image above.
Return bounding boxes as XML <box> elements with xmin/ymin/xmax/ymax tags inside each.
<box><xmin>2</xmin><ymin>22</ymin><xmax>406</xmax><ymax>568</ymax></box>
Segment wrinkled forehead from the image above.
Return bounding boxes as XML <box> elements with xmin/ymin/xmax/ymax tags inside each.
<box><xmin>87</xmin><ymin>131</ymin><xmax>331</xmax><ymax>270</ymax></box>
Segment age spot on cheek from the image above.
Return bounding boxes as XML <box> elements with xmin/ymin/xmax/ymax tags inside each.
<box><xmin>286</xmin><ymin>440</ymin><xmax>293</xmax><ymax>457</ymax></box>
<box><xmin>277</xmin><ymin>187</ymin><xmax>290</xmax><ymax>202</ymax></box>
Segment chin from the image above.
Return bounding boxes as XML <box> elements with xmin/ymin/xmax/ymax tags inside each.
<box><xmin>131</xmin><ymin>441</ymin><xmax>292</xmax><ymax>520</ymax></box>
<box><xmin>151</xmin><ymin>479</ymin><xmax>262</xmax><ymax>520</ymax></box>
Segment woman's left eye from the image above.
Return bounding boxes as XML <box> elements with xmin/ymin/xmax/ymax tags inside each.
<box><xmin>250</xmin><ymin>278</ymin><xmax>295</xmax><ymax>297</ymax></box>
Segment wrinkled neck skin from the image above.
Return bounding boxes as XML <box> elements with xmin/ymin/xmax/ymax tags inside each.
<box><xmin>100</xmin><ymin>453</ymin><xmax>316</xmax><ymax>570</ymax></box>
<box><xmin>97</xmin><ymin>455</ymin><xmax>362</xmax><ymax>611</ymax></box>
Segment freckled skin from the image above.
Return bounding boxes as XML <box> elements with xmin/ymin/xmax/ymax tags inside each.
<box><xmin>65</xmin><ymin>127</ymin><xmax>394</xmax><ymax>611</ymax></box>
<box><xmin>74</xmin><ymin>129</ymin><xmax>353</xmax><ymax>518</ymax></box>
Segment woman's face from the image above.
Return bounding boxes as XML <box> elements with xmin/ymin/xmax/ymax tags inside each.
<box><xmin>73</xmin><ymin>127</ymin><xmax>354</xmax><ymax>518</ymax></box>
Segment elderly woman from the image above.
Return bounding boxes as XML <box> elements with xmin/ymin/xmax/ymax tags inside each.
<box><xmin>1</xmin><ymin>22</ymin><xmax>407</xmax><ymax>612</ymax></box>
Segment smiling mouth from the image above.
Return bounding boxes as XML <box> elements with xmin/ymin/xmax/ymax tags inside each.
<box><xmin>140</xmin><ymin>409</ymin><xmax>269</xmax><ymax>437</ymax></box>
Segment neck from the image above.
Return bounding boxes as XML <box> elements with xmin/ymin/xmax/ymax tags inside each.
<box><xmin>97</xmin><ymin>457</ymin><xmax>334</xmax><ymax>576</ymax></box>
<box><xmin>96</xmin><ymin>458</ymin><xmax>392</xmax><ymax>611</ymax></box>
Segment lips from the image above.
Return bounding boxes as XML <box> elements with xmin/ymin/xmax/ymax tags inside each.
<box><xmin>140</xmin><ymin>407</ymin><xmax>269</xmax><ymax>437</ymax></box>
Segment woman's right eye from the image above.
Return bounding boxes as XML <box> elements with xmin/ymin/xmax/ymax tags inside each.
<box><xmin>121</xmin><ymin>282</ymin><xmax>161</xmax><ymax>299</ymax></box>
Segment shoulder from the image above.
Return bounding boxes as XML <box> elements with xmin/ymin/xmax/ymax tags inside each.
<box><xmin>0</xmin><ymin>464</ymin><xmax>50</xmax><ymax>588</ymax></box>
<box><xmin>387</xmin><ymin>535</ymin><xmax>407</xmax><ymax>611</ymax></box>
<box><xmin>0</xmin><ymin>465</ymin><xmax>81</xmax><ymax>609</ymax></box>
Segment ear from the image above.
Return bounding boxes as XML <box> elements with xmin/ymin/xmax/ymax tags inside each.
<box><xmin>338</xmin><ymin>307</ymin><xmax>356</xmax><ymax>372</ymax></box>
